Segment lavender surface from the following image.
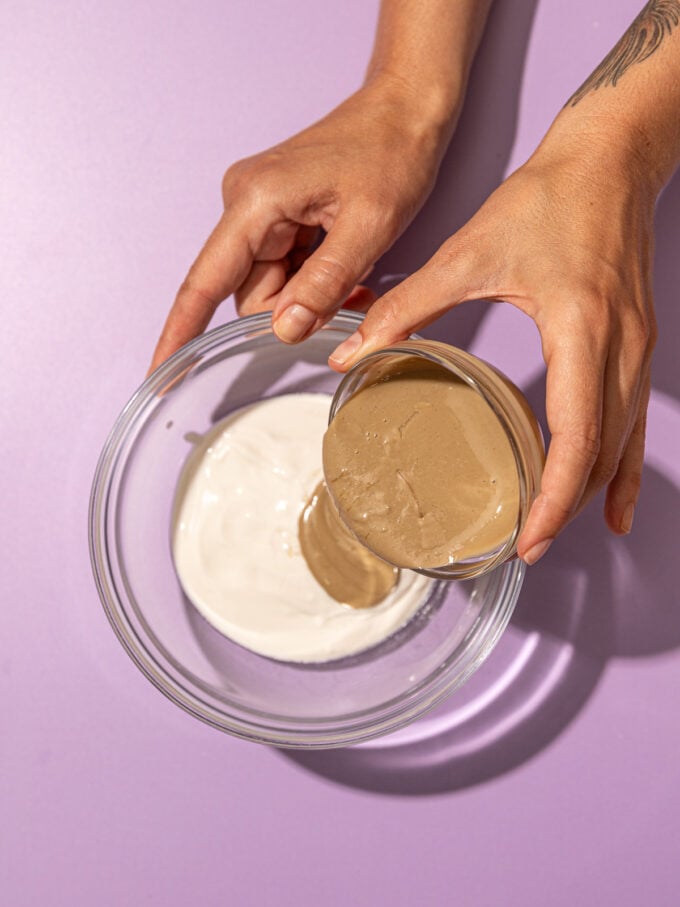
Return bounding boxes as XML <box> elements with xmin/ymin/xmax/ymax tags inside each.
<box><xmin>2</xmin><ymin>2</ymin><xmax>679</xmax><ymax>904</ymax></box>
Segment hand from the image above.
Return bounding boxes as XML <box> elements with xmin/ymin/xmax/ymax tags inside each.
<box><xmin>329</xmin><ymin>132</ymin><xmax>658</xmax><ymax>563</ymax></box>
<box><xmin>149</xmin><ymin>76</ymin><xmax>450</xmax><ymax>372</ymax></box>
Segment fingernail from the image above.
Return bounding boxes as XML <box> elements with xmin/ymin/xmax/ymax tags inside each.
<box><xmin>522</xmin><ymin>538</ymin><xmax>553</xmax><ymax>566</ymax></box>
<box><xmin>329</xmin><ymin>331</ymin><xmax>363</xmax><ymax>366</ymax></box>
<box><xmin>274</xmin><ymin>304</ymin><xmax>316</xmax><ymax>343</ymax></box>
<box><xmin>620</xmin><ymin>503</ymin><xmax>635</xmax><ymax>534</ymax></box>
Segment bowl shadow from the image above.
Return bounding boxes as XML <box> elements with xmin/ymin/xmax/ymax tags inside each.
<box><xmin>280</xmin><ymin>460</ymin><xmax>680</xmax><ymax>794</ymax></box>
<box><xmin>277</xmin><ymin>0</ymin><xmax>680</xmax><ymax>791</ymax></box>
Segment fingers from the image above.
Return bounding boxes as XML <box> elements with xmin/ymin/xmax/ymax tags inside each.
<box><xmin>235</xmin><ymin>260</ymin><xmax>289</xmax><ymax>316</ymax></box>
<box><xmin>580</xmin><ymin>327</ymin><xmax>646</xmax><ymax>511</ymax></box>
<box><xmin>235</xmin><ymin>225</ymin><xmax>322</xmax><ymax>316</ymax></box>
<box><xmin>604</xmin><ymin>370</ymin><xmax>651</xmax><ymax>534</ymax></box>
<box><xmin>236</xmin><ymin>266</ymin><xmax>376</xmax><ymax>319</ymax></box>
<box><xmin>328</xmin><ymin>246</ymin><xmax>474</xmax><ymax>369</ymax></box>
<box><xmin>517</xmin><ymin>333</ymin><xmax>606</xmax><ymax>564</ymax></box>
<box><xmin>149</xmin><ymin>214</ymin><xmax>252</xmax><ymax>373</ymax></box>
<box><xmin>271</xmin><ymin>210</ymin><xmax>394</xmax><ymax>344</ymax></box>
<box><xmin>517</xmin><ymin>310</ymin><xmax>652</xmax><ymax>563</ymax></box>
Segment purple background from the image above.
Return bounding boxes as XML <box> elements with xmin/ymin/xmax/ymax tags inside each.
<box><xmin>3</xmin><ymin>1</ymin><xmax>680</xmax><ymax>904</ymax></box>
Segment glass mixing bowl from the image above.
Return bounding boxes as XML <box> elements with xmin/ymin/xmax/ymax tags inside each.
<box><xmin>89</xmin><ymin>311</ymin><xmax>526</xmax><ymax>748</ymax></box>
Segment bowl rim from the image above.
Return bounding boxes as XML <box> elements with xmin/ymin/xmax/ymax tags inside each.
<box><xmin>89</xmin><ymin>311</ymin><xmax>526</xmax><ymax>748</ymax></box>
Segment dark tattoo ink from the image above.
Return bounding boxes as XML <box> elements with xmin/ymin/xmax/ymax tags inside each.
<box><xmin>567</xmin><ymin>0</ymin><xmax>680</xmax><ymax>106</ymax></box>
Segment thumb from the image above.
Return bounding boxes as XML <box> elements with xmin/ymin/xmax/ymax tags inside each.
<box><xmin>271</xmin><ymin>208</ymin><xmax>391</xmax><ymax>344</ymax></box>
<box><xmin>328</xmin><ymin>244</ymin><xmax>477</xmax><ymax>370</ymax></box>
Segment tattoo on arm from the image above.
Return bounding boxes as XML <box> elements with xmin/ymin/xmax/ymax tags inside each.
<box><xmin>567</xmin><ymin>0</ymin><xmax>680</xmax><ymax>106</ymax></box>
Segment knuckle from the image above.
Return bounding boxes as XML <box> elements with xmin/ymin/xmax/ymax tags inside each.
<box><xmin>542</xmin><ymin>494</ymin><xmax>574</xmax><ymax>527</ymax></box>
<box><xmin>532</xmin><ymin>482</ymin><xmax>576</xmax><ymax>529</ymax></box>
<box><xmin>361</xmin><ymin>293</ymin><xmax>406</xmax><ymax>342</ymax></box>
<box><xmin>177</xmin><ymin>275</ymin><xmax>217</xmax><ymax>309</ymax></box>
<box><xmin>621</xmin><ymin>307</ymin><xmax>657</xmax><ymax>373</ymax></box>
<box><xmin>582</xmin><ymin>298</ymin><xmax>613</xmax><ymax>340</ymax></box>
<box><xmin>553</xmin><ymin>425</ymin><xmax>601</xmax><ymax>466</ymax></box>
<box><xmin>340</xmin><ymin>198</ymin><xmax>399</xmax><ymax>249</ymax></box>
<box><xmin>590</xmin><ymin>454</ymin><xmax>619</xmax><ymax>488</ymax></box>
<box><xmin>221</xmin><ymin>154</ymin><xmax>276</xmax><ymax>208</ymax></box>
<box><xmin>373</xmin><ymin>295</ymin><xmax>403</xmax><ymax>332</ymax></box>
<box><xmin>426</xmin><ymin>238</ymin><xmax>482</xmax><ymax>299</ymax></box>
<box><xmin>633</xmin><ymin>309</ymin><xmax>658</xmax><ymax>354</ymax></box>
<box><xmin>574</xmin><ymin>424</ymin><xmax>602</xmax><ymax>462</ymax></box>
<box><xmin>305</xmin><ymin>255</ymin><xmax>353</xmax><ymax>302</ymax></box>
<box><xmin>626</xmin><ymin>310</ymin><xmax>652</xmax><ymax>350</ymax></box>
<box><xmin>555</xmin><ymin>292</ymin><xmax>613</xmax><ymax>344</ymax></box>
<box><xmin>437</xmin><ymin>236</ymin><xmax>477</xmax><ymax>275</ymax></box>
<box><xmin>622</xmin><ymin>467</ymin><xmax>643</xmax><ymax>497</ymax></box>
<box><xmin>363</xmin><ymin>202</ymin><xmax>400</xmax><ymax>238</ymax></box>
<box><xmin>221</xmin><ymin>159</ymin><xmax>250</xmax><ymax>196</ymax></box>
<box><xmin>581</xmin><ymin>428</ymin><xmax>602</xmax><ymax>461</ymax></box>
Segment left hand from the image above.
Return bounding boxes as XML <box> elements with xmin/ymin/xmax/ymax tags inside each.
<box><xmin>148</xmin><ymin>76</ymin><xmax>450</xmax><ymax>374</ymax></box>
<box><xmin>328</xmin><ymin>131</ymin><xmax>658</xmax><ymax>564</ymax></box>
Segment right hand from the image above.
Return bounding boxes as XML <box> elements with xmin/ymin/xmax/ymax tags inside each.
<box><xmin>327</xmin><ymin>128</ymin><xmax>659</xmax><ymax>561</ymax></box>
<box><xmin>149</xmin><ymin>76</ymin><xmax>450</xmax><ymax>372</ymax></box>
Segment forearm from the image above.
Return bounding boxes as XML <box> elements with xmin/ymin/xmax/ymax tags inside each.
<box><xmin>364</xmin><ymin>0</ymin><xmax>494</xmax><ymax>151</ymax></box>
<box><xmin>537</xmin><ymin>1</ymin><xmax>680</xmax><ymax>196</ymax></box>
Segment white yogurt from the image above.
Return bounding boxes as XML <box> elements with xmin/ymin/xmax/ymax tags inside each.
<box><xmin>172</xmin><ymin>393</ymin><xmax>431</xmax><ymax>663</ymax></box>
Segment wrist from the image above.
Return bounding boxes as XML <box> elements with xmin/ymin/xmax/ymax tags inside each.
<box><xmin>362</xmin><ymin>68</ymin><xmax>463</xmax><ymax>159</ymax></box>
<box><xmin>530</xmin><ymin>110</ymin><xmax>665</xmax><ymax>205</ymax></box>
<box><xmin>537</xmin><ymin>86</ymin><xmax>680</xmax><ymax>200</ymax></box>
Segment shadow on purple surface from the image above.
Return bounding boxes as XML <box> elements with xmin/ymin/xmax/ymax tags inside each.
<box><xmin>282</xmin><ymin>459</ymin><xmax>679</xmax><ymax>794</ymax></box>
<box><xmin>280</xmin><ymin>0</ymin><xmax>680</xmax><ymax>795</ymax></box>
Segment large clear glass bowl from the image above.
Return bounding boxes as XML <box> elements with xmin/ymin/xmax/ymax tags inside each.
<box><xmin>89</xmin><ymin>311</ymin><xmax>525</xmax><ymax>748</ymax></box>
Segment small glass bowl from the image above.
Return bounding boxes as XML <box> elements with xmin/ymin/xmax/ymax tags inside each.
<box><xmin>328</xmin><ymin>339</ymin><xmax>545</xmax><ymax>580</ymax></box>
<box><xmin>89</xmin><ymin>311</ymin><xmax>527</xmax><ymax>748</ymax></box>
